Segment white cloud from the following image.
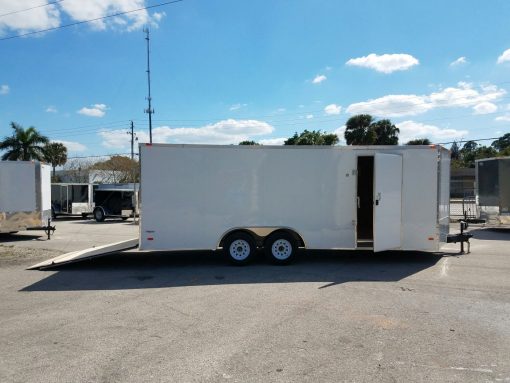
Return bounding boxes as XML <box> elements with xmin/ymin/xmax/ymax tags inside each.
<box><xmin>0</xmin><ymin>85</ymin><xmax>10</xmax><ymax>95</ymax></box>
<box><xmin>347</xmin><ymin>94</ymin><xmax>431</xmax><ymax>117</ymax></box>
<box><xmin>473</xmin><ymin>102</ymin><xmax>498</xmax><ymax>115</ymax></box>
<box><xmin>52</xmin><ymin>140</ymin><xmax>87</xmax><ymax>152</ymax></box>
<box><xmin>0</xmin><ymin>1</ymin><xmax>60</xmax><ymax>36</ymax></box>
<box><xmin>99</xmin><ymin>119</ymin><xmax>274</xmax><ymax>147</ymax></box>
<box><xmin>78</xmin><ymin>103</ymin><xmax>108</xmax><ymax>117</ymax></box>
<box><xmin>346</xmin><ymin>53</ymin><xmax>419</xmax><ymax>74</ymax></box>
<box><xmin>346</xmin><ymin>82</ymin><xmax>506</xmax><ymax>117</ymax></box>
<box><xmin>306</xmin><ymin>114</ymin><xmax>314</xmax><ymax>119</ymax></box>
<box><xmin>0</xmin><ymin>0</ymin><xmax>163</xmax><ymax>36</ymax></box>
<box><xmin>324</xmin><ymin>104</ymin><xmax>341</xmax><ymax>115</ymax></box>
<box><xmin>396</xmin><ymin>120</ymin><xmax>468</xmax><ymax>143</ymax></box>
<box><xmin>312</xmin><ymin>74</ymin><xmax>327</xmax><ymax>84</ymax></box>
<box><xmin>229</xmin><ymin>103</ymin><xmax>247</xmax><ymax>111</ymax></box>
<box><xmin>331</xmin><ymin>126</ymin><xmax>346</xmax><ymax>144</ymax></box>
<box><xmin>46</xmin><ymin>106</ymin><xmax>57</xmax><ymax>113</ymax></box>
<box><xmin>152</xmin><ymin>11</ymin><xmax>165</xmax><ymax>23</ymax></box>
<box><xmin>259</xmin><ymin>137</ymin><xmax>286</xmax><ymax>145</ymax></box>
<box><xmin>450</xmin><ymin>57</ymin><xmax>468</xmax><ymax>67</ymax></box>
<box><xmin>495</xmin><ymin>115</ymin><xmax>510</xmax><ymax>122</ymax></box>
<box><xmin>497</xmin><ymin>48</ymin><xmax>510</xmax><ymax>64</ymax></box>
<box><xmin>276</xmin><ymin>108</ymin><xmax>286</xmax><ymax>113</ymax></box>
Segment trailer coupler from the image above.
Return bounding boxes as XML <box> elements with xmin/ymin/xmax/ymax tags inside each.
<box><xmin>446</xmin><ymin>221</ymin><xmax>472</xmax><ymax>254</ymax></box>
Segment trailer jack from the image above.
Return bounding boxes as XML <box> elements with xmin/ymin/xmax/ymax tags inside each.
<box><xmin>26</xmin><ymin>218</ymin><xmax>56</xmax><ymax>240</ymax></box>
<box><xmin>446</xmin><ymin>221</ymin><xmax>472</xmax><ymax>254</ymax></box>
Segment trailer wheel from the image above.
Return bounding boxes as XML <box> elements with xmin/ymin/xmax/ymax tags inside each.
<box><xmin>224</xmin><ymin>232</ymin><xmax>256</xmax><ymax>265</ymax></box>
<box><xmin>265</xmin><ymin>232</ymin><xmax>298</xmax><ymax>265</ymax></box>
<box><xmin>93</xmin><ymin>208</ymin><xmax>105</xmax><ymax>222</ymax></box>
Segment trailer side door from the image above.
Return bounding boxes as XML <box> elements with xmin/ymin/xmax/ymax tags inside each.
<box><xmin>374</xmin><ymin>153</ymin><xmax>403</xmax><ymax>252</ymax></box>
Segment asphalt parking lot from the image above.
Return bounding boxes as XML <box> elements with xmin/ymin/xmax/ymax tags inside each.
<box><xmin>0</xmin><ymin>221</ymin><xmax>509</xmax><ymax>383</ymax></box>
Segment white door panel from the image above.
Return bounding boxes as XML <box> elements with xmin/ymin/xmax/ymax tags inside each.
<box><xmin>374</xmin><ymin>153</ymin><xmax>402</xmax><ymax>252</ymax></box>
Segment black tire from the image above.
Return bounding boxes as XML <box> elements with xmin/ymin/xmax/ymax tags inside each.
<box><xmin>264</xmin><ymin>232</ymin><xmax>298</xmax><ymax>265</ymax></box>
<box><xmin>94</xmin><ymin>208</ymin><xmax>105</xmax><ymax>222</ymax></box>
<box><xmin>223</xmin><ymin>232</ymin><xmax>256</xmax><ymax>265</ymax></box>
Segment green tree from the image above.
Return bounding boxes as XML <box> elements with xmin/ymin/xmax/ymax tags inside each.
<box><xmin>491</xmin><ymin>133</ymin><xmax>510</xmax><ymax>152</ymax></box>
<box><xmin>238</xmin><ymin>140</ymin><xmax>260</xmax><ymax>145</ymax></box>
<box><xmin>0</xmin><ymin>122</ymin><xmax>49</xmax><ymax>161</ymax></box>
<box><xmin>344</xmin><ymin>114</ymin><xmax>376</xmax><ymax>145</ymax></box>
<box><xmin>450</xmin><ymin>141</ymin><xmax>460</xmax><ymax>160</ymax></box>
<box><xmin>44</xmin><ymin>142</ymin><xmax>68</xmax><ymax>178</ymax></box>
<box><xmin>458</xmin><ymin>141</ymin><xmax>498</xmax><ymax>167</ymax></box>
<box><xmin>372</xmin><ymin>119</ymin><xmax>399</xmax><ymax>145</ymax></box>
<box><xmin>284</xmin><ymin>130</ymin><xmax>339</xmax><ymax>145</ymax></box>
<box><xmin>459</xmin><ymin>141</ymin><xmax>478</xmax><ymax>167</ymax></box>
<box><xmin>92</xmin><ymin>155</ymin><xmax>139</xmax><ymax>183</ymax></box>
<box><xmin>406</xmin><ymin>138</ymin><xmax>431</xmax><ymax>145</ymax></box>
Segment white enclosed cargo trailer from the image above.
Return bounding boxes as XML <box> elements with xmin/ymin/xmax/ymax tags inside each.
<box><xmin>138</xmin><ymin>144</ymin><xmax>451</xmax><ymax>264</ymax></box>
<box><xmin>0</xmin><ymin>161</ymin><xmax>52</xmax><ymax>234</ymax></box>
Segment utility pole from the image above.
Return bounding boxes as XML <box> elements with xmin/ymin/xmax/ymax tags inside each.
<box><xmin>143</xmin><ymin>27</ymin><xmax>154</xmax><ymax>144</ymax></box>
<box><xmin>127</xmin><ymin>120</ymin><xmax>137</xmax><ymax>160</ymax></box>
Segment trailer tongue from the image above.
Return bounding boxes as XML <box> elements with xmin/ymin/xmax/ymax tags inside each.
<box><xmin>27</xmin><ymin>238</ymin><xmax>138</xmax><ymax>270</ymax></box>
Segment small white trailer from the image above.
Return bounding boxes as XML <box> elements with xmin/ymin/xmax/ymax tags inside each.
<box><xmin>51</xmin><ymin>183</ymin><xmax>96</xmax><ymax>218</ymax></box>
<box><xmin>0</xmin><ymin>161</ymin><xmax>54</xmax><ymax>236</ymax></box>
<box><xmin>138</xmin><ymin>144</ymin><xmax>452</xmax><ymax>264</ymax></box>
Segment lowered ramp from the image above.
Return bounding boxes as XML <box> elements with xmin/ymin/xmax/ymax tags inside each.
<box><xmin>28</xmin><ymin>238</ymin><xmax>139</xmax><ymax>270</ymax></box>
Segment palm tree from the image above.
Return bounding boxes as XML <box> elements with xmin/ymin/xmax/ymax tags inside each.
<box><xmin>372</xmin><ymin>119</ymin><xmax>399</xmax><ymax>145</ymax></box>
<box><xmin>344</xmin><ymin>114</ymin><xmax>377</xmax><ymax>145</ymax></box>
<box><xmin>44</xmin><ymin>142</ymin><xmax>68</xmax><ymax>178</ymax></box>
<box><xmin>0</xmin><ymin>122</ymin><xmax>49</xmax><ymax>161</ymax></box>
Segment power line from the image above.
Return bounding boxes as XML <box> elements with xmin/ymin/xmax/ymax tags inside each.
<box><xmin>64</xmin><ymin>137</ymin><xmax>502</xmax><ymax>158</ymax></box>
<box><xmin>0</xmin><ymin>0</ymin><xmax>185</xmax><ymax>41</ymax></box>
<box><xmin>0</xmin><ymin>0</ymin><xmax>65</xmax><ymax>18</ymax></box>
<box><xmin>67</xmin><ymin>152</ymin><xmax>137</xmax><ymax>160</ymax></box>
<box><xmin>434</xmin><ymin>137</ymin><xmax>500</xmax><ymax>145</ymax></box>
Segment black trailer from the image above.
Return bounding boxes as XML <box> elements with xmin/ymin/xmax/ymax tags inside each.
<box><xmin>476</xmin><ymin>157</ymin><xmax>510</xmax><ymax>226</ymax></box>
<box><xmin>90</xmin><ymin>184</ymin><xmax>139</xmax><ymax>222</ymax></box>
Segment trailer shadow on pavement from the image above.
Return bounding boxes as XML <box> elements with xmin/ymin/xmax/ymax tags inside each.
<box><xmin>0</xmin><ymin>233</ymin><xmax>45</xmax><ymax>242</ymax></box>
<box><xmin>469</xmin><ymin>227</ymin><xmax>510</xmax><ymax>241</ymax></box>
<box><xmin>21</xmin><ymin>250</ymin><xmax>457</xmax><ymax>292</ymax></box>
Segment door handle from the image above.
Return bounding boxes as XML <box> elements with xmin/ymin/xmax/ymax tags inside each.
<box><xmin>357</xmin><ymin>196</ymin><xmax>360</xmax><ymax>209</ymax></box>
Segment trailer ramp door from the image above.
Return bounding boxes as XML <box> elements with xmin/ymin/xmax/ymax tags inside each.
<box><xmin>27</xmin><ymin>238</ymin><xmax>138</xmax><ymax>270</ymax></box>
<box><xmin>374</xmin><ymin>153</ymin><xmax>403</xmax><ymax>252</ymax></box>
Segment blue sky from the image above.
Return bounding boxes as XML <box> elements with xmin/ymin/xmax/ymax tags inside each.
<box><xmin>1</xmin><ymin>0</ymin><xmax>510</xmax><ymax>158</ymax></box>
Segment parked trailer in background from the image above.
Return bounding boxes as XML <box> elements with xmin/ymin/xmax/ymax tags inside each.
<box><xmin>0</xmin><ymin>161</ymin><xmax>53</xmax><ymax>235</ymax></box>
<box><xmin>139</xmin><ymin>144</ymin><xmax>451</xmax><ymax>264</ymax></box>
<box><xmin>476</xmin><ymin>156</ymin><xmax>510</xmax><ymax>226</ymax></box>
<box><xmin>51</xmin><ymin>183</ymin><xmax>96</xmax><ymax>218</ymax></box>
<box><xmin>91</xmin><ymin>183</ymin><xmax>139</xmax><ymax>222</ymax></box>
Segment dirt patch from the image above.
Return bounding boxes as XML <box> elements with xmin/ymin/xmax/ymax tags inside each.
<box><xmin>0</xmin><ymin>245</ymin><xmax>63</xmax><ymax>267</ymax></box>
